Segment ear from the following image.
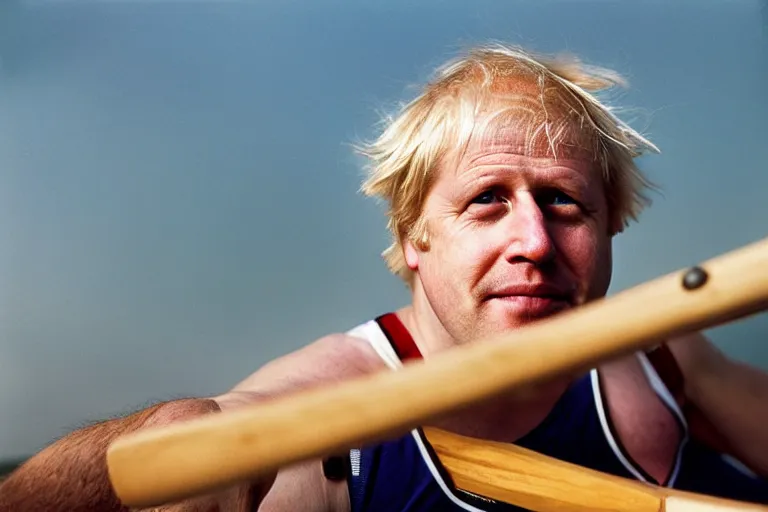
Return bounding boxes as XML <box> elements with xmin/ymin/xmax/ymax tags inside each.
<box><xmin>403</xmin><ymin>239</ymin><xmax>420</xmax><ymax>271</ymax></box>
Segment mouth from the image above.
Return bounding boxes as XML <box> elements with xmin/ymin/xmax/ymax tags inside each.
<box><xmin>483</xmin><ymin>285</ymin><xmax>573</xmax><ymax>318</ymax></box>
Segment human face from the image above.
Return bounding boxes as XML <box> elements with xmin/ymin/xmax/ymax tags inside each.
<box><xmin>404</xmin><ymin>125</ymin><xmax>614</xmax><ymax>346</ymax></box>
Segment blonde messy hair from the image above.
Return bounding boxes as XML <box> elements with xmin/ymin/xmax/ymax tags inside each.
<box><xmin>357</xmin><ymin>43</ymin><xmax>659</xmax><ymax>284</ymax></box>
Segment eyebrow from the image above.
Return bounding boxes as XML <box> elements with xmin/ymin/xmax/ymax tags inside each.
<box><xmin>459</xmin><ymin>161</ymin><xmax>594</xmax><ymax>185</ymax></box>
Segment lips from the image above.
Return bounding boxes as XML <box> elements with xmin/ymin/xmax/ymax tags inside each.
<box><xmin>485</xmin><ymin>283</ymin><xmax>572</xmax><ymax>301</ymax></box>
<box><xmin>483</xmin><ymin>283</ymin><xmax>573</xmax><ymax>317</ymax></box>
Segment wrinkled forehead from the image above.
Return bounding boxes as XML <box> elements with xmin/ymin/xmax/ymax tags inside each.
<box><xmin>473</xmin><ymin>118</ymin><xmax>595</xmax><ymax>159</ymax></box>
<box><xmin>446</xmin><ymin>101</ymin><xmax>602</xmax><ymax>175</ymax></box>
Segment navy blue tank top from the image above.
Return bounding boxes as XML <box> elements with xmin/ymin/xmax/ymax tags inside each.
<box><xmin>343</xmin><ymin>313</ymin><xmax>768</xmax><ymax>511</ymax></box>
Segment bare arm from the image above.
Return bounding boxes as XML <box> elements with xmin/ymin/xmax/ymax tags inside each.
<box><xmin>668</xmin><ymin>332</ymin><xmax>768</xmax><ymax>477</ymax></box>
<box><xmin>0</xmin><ymin>398</ymin><xmax>265</xmax><ymax>512</ymax></box>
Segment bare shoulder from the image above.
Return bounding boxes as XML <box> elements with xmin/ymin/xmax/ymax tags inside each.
<box><xmin>225</xmin><ymin>332</ymin><xmax>386</xmax><ymax>398</ymax></box>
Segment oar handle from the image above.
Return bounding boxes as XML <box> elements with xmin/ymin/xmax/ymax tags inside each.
<box><xmin>106</xmin><ymin>237</ymin><xmax>768</xmax><ymax>508</ymax></box>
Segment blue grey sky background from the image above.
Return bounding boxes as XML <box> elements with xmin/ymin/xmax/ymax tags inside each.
<box><xmin>0</xmin><ymin>0</ymin><xmax>766</xmax><ymax>460</ymax></box>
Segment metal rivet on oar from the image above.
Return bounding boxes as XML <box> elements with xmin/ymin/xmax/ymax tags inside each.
<box><xmin>682</xmin><ymin>266</ymin><xmax>708</xmax><ymax>290</ymax></box>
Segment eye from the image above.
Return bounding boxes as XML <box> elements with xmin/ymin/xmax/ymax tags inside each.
<box><xmin>470</xmin><ymin>188</ymin><xmax>503</xmax><ymax>205</ymax></box>
<box><xmin>464</xmin><ymin>188</ymin><xmax>508</xmax><ymax>221</ymax></box>
<box><xmin>538</xmin><ymin>188</ymin><xmax>577</xmax><ymax>207</ymax></box>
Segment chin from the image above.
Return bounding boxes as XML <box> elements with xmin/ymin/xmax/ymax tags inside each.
<box><xmin>475</xmin><ymin>306</ymin><xmax>569</xmax><ymax>338</ymax></box>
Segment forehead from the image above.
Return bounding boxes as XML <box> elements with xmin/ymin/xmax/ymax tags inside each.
<box><xmin>445</xmin><ymin>112</ymin><xmax>601</xmax><ymax>182</ymax></box>
<box><xmin>466</xmin><ymin>121</ymin><xmax>596</xmax><ymax>161</ymax></box>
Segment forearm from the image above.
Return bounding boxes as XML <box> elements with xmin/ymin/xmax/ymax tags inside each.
<box><xmin>0</xmin><ymin>398</ymin><xmax>220</xmax><ymax>512</ymax></box>
<box><xmin>685</xmin><ymin>355</ymin><xmax>768</xmax><ymax>477</ymax></box>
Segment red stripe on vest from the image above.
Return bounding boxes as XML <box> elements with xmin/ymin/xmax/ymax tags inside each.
<box><xmin>376</xmin><ymin>313</ymin><xmax>423</xmax><ymax>362</ymax></box>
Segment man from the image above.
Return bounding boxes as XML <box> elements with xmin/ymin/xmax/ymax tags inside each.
<box><xmin>1</xmin><ymin>43</ymin><xmax>767</xmax><ymax>512</ymax></box>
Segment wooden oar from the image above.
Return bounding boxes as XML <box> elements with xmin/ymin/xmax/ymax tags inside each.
<box><xmin>424</xmin><ymin>427</ymin><xmax>768</xmax><ymax>511</ymax></box>
<box><xmin>106</xmin><ymin>236</ymin><xmax>768</xmax><ymax>508</ymax></box>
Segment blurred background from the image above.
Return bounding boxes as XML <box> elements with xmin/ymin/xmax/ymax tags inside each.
<box><xmin>0</xmin><ymin>0</ymin><xmax>766</xmax><ymax>466</ymax></box>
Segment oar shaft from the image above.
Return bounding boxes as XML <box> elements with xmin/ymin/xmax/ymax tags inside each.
<box><xmin>107</xmin><ymin>237</ymin><xmax>768</xmax><ymax>508</ymax></box>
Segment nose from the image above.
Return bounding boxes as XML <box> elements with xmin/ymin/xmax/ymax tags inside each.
<box><xmin>501</xmin><ymin>193</ymin><xmax>556</xmax><ymax>265</ymax></box>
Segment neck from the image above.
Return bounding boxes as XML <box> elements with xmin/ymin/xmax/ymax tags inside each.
<box><xmin>395</xmin><ymin>278</ymin><xmax>571</xmax><ymax>443</ymax></box>
<box><xmin>396</xmin><ymin>278</ymin><xmax>455</xmax><ymax>359</ymax></box>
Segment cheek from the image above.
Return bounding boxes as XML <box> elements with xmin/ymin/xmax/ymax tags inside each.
<box><xmin>421</xmin><ymin>227</ymin><xmax>496</xmax><ymax>296</ymax></box>
<box><xmin>439</xmin><ymin>228</ymin><xmax>498</xmax><ymax>278</ymax></box>
<box><xmin>552</xmin><ymin>225</ymin><xmax>607</xmax><ymax>281</ymax></box>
